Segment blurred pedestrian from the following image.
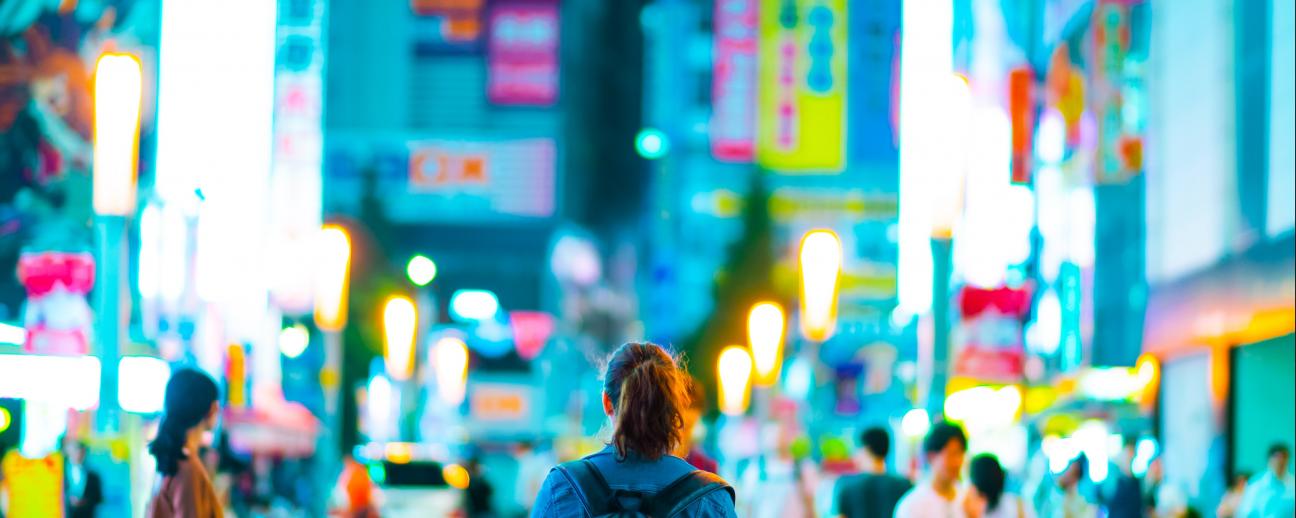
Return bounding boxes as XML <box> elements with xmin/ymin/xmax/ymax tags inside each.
<box><xmin>1036</xmin><ymin>456</ymin><xmax>1096</xmax><ymax>518</ymax></box>
<box><xmin>146</xmin><ymin>369</ymin><xmax>223</xmax><ymax>518</ymax></box>
<box><xmin>513</xmin><ymin>441</ymin><xmax>553</xmax><ymax>517</ymax></box>
<box><xmin>531</xmin><ymin>342</ymin><xmax>737</xmax><ymax>517</ymax></box>
<box><xmin>674</xmin><ymin>377</ymin><xmax>718</xmax><ymax>474</ymax></box>
<box><xmin>466</xmin><ymin>456</ymin><xmax>496</xmax><ymax>518</ymax></box>
<box><xmin>1236</xmin><ymin>443</ymin><xmax>1294</xmax><ymax>518</ymax></box>
<box><xmin>62</xmin><ymin>441</ymin><xmax>101</xmax><ymax>518</ymax></box>
<box><xmin>1217</xmin><ymin>472</ymin><xmax>1252</xmax><ymax>518</ymax></box>
<box><xmin>832</xmin><ymin>426</ymin><xmax>911</xmax><ymax>518</ymax></box>
<box><xmin>329</xmin><ymin>453</ymin><xmax>377</xmax><ymax>518</ymax></box>
<box><xmin>895</xmin><ymin>421</ymin><xmax>968</xmax><ymax>518</ymax></box>
<box><xmin>1104</xmin><ymin>441</ymin><xmax>1144</xmax><ymax>518</ymax></box>
<box><xmin>1143</xmin><ymin>456</ymin><xmax>1186</xmax><ymax>518</ymax></box>
<box><xmin>965</xmin><ymin>454</ymin><xmax>1032</xmax><ymax>518</ymax></box>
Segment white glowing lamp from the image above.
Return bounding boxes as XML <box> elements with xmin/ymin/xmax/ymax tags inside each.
<box><xmin>799</xmin><ymin>230</ymin><xmax>843</xmax><ymax>342</ymax></box>
<box><xmin>382</xmin><ymin>295</ymin><xmax>417</xmax><ymax>381</ymax></box>
<box><xmin>747</xmin><ymin>302</ymin><xmax>785</xmax><ymax>386</ymax></box>
<box><xmin>314</xmin><ymin>225</ymin><xmax>351</xmax><ymax>331</ymax></box>
<box><xmin>93</xmin><ymin>53</ymin><xmax>143</xmax><ymax>216</ymax></box>
<box><xmin>717</xmin><ymin>346</ymin><xmax>753</xmax><ymax>416</ymax></box>
<box><xmin>432</xmin><ymin>336</ymin><xmax>470</xmax><ymax>406</ymax></box>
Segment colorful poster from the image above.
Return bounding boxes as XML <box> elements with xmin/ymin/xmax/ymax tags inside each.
<box><xmin>711</xmin><ymin>0</ymin><xmax>759</xmax><ymax>162</ymax></box>
<box><xmin>487</xmin><ymin>1</ymin><xmax>560</xmax><ymax>106</ymax></box>
<box><xmin>756</xmin><ymin>0</ymin><xmax>848</xmax><ymax>173</ymax></box>
<box><xmin>1009</xmin><ymin>67</ymin><xmax>1035</xmax><ymax>185</ymax></box>
<box><xmin>954</xmin><ymin>286</ymin><xmax>1030</xmax><ymax>382</ymax></box>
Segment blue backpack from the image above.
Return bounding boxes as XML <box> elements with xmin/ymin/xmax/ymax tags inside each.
<box><xmin>555</xmin><ymin>459</ymin><xmax>735</xmax><ymax>517</ymax></box>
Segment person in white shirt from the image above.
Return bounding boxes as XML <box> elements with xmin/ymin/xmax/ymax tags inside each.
<box><xmin>895</xmin><ymin>421</ymin><xmax>968</xmax><ymax>518</ymax></box>
<box><xmin>1236</xmin><ymin>443</ymin><xmax>1295</xmax><ymax>518</ymax></box>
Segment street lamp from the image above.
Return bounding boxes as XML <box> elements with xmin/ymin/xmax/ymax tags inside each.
<box><xmin>747</xmin><ymin>302</ymin><xmax>785</xmax><ymax>387</ymax></box>
<box><xmin>313</xmin><ymin>224</ymin><xmax>351</xmax><ymax>490</ymax></box>
<box><xmin>383</xmin><ymin>295</ymin><xmax>418</xmax><ymax>381</ymax></box>
<box><xmin>431</xmin><ymin>336</ymin><xmax>469</xmax><ymax>406</ymax></box>
<box><xmin>91</xmin><ymin>52</ymin><xmax>143</xmax><ymax>434</ymax></box>
<box><xmin>406</xmin><ymin>255</ymin><xmax>438</xmax><ymax>287</ymax></box>
<box><xmin>799</xmin><ymin>230</ymin><xmax>843</xmax><ymax>342</ymax></box>
<box><xmin>717</xmin><ymin>346</ymin><xmax>753</xmax><ymax>416</ymax></box>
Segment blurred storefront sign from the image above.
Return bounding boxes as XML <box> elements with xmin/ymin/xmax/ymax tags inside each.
<box><xmin>466</xmin><ymin>378</ymin><xmax>537</xmax><ymax>437</ymax></box>
<box><xmin>756</xmin><ymin>0</ymin><xmax>848</xmax><ymax>173</ymax></box>
<box><xmin>269</xmin><ymin>0</ymin><xmax>326</xmax><ymax>316</ymax></box>
<box><xmin>224</xmin><ymin>404</ymin><xmax>320</xmax><ymax>457</ymax></box>
<box><xmin>16</xmin><ymin>252</ymin><xmax>95</xmax><ymax>356</ymax></box>
<box><xmin>487</xmin><ymin>0</ymin><xmax>559</xmax><ymax>106</ymax></box>
<box><xmin>1009</xmin><ymin>67</ymin><xmax>1036</xmax><ymax>184</ymax></box>
<box><xmin>326</xmin><ymin>135</ymin><xmax>556</xmax><ymax>223</ymax></box>
<box><xmin>767</xmin><ymin>188</ymin><xmax>897</xmax><ymax>222</ymax></box>
<box><xmin>954</xmin><ymin>286</ymin><xmax>1031</xmax><ymax>383</ymax></box>
<box><xmin>847</xmin><ymin>0</ymin><xmax>900</xmax><ymax>170</ymax></box>
<box><xmin>710</xmin><ymin>0</ymin><xmax>758</xmax><ymax>162</ymax></box>
<box><xmin>412</xmin><ymin>0</ymin><xmax>485</xmax><ymax>54</ymax></box>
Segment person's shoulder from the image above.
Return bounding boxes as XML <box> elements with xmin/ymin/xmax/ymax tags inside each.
<box><xmin>681</xmin><ymin>483</ymin><xmax>738</xmax><ymax>517</ymax></box>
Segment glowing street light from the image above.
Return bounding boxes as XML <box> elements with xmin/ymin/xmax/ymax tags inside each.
<box><xmin>635</xmin><ymin>128</ymin><xmax>669</xmax><ymax>160</ymax></box>
<box><xmin>278</xmin><ymin>324</ymin><xmax>310</xmax><ymax>359</ymax></box>
<box><xmin>717</xmin><ymin>346</ymin><xmax>754</xmax><ymax>416</ymax></box>
<box><xmin>382</xmin><ymin>295</ymin><xmax>418</xmax><ymax>381</ymax></box>
<box><xmin>93</xmin><ymin>53</ymin><xmax>143</xmax><ymax>216</ymax></box>
<box><xmin>747</xmin><ymin>302</ymin><xmax>785</xmax><ymax>386</ymax></box>
<box><xmin>450</xmin><ymin>289</ymin><xmax>500</xmax><ymax>322</ymax></box>
<box><xmin>406</xmin><ymin>255</ymin><xmax>438</xmax><ymax>287</ymax></box>
<box><xmin>432</xmin><ymin>336</ymin><xmax>470</xmax><ymax>406</ymax></box>
<box><xmin>314</xmin><ymin>225</ymin><xmax>352</xmax><ymax>332</ymax></box>
<box><xmin>799</xmin><ymin>230</ymin><xmax>843</xmax><ymax>342</ymax></box>
<box><xmin>901</xmin><ymin>408</ymin><xmax>931</xmax><ymax>439</ymax></box>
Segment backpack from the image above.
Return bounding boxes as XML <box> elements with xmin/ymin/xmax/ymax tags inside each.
<box><xmin>555</xmin><ymin>459</ymin><xmax>736</xmax><ymax>517</ymax></box>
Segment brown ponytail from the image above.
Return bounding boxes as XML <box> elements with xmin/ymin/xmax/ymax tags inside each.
<box><xmin>603</xmin><ymin>342</ymin><xmax>688</xmax><ymax>461</ymax></box>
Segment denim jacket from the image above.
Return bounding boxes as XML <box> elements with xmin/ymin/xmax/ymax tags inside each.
<box><xmin>529</xmin><ymin>446</ymin><xmax>738</xmax><ymax>517</ymax></box>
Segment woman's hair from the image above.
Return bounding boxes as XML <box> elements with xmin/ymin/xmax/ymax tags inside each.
<box><xmin>970</xmin><ymin>454</ymin><xmax>1006</xmax><ymax>511</ymax></box>
<box><xmin>149</xmin><ymin>368</ymin><xmax>219</xmax><ymax>476</ymax></box>
<box><xmin>603</xmin><ymin>342</ymin><xmax>688</xmax><ymax>461</ymax></box>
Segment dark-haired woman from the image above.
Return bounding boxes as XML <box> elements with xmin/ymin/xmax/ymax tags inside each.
<box><xmin>147</xmin><ymin>369</ymin><xmax>223</xmax><ymax>518</ymax></box>
<box><xmin>531</xmin><ymin>342</ymin><xmax>738</xmax><ymax>517</ymax></box>
<box><xmin>966</xmin><ymin>454</ymin><xmax>1033</xmax><ymax>518</ymax></box>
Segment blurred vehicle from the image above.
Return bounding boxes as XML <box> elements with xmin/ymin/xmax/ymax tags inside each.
<box><xmin>376</xmin><ymin>460</ymin><xmax>465</xmax><ymax>518</ymax></box>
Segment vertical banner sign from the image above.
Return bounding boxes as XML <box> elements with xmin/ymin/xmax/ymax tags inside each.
<box><xmin>1009</xmin><ymin>67</ymin><xmax>1035</xmax><ymax>185</ymax></box>
<box><xmin>711</xmin><ymin>0</ymin><xmax>759</xmax><ymax>162</ymax></box>
<box><xmin>1092</xmin><ymin>0</ymin><xmax>1131</xmax><ymax>183</ymax></box>
<box><xmin>487</xmin><ymin>1</ymin><xmax>560</xmax><ymax>106</ymax></box>
<box><xmin>269</xmin><ymin>0</ymin><xmax>326</xmax><ymax>315</ymax></box>
<box><xmin>756</xmin><ymin>0</ymin><xmax>848</xmax><ymax>173</ymax></box>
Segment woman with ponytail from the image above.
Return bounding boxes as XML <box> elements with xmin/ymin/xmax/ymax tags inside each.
<box><xmin>531</xmin><ymin>342</ymin><xmax>737</xmax><ymax>517</ymax></box>
<box><xmin>147</xmin><ymin>369</ymin><xmax>222</xmax><ymax>518</ymax></box>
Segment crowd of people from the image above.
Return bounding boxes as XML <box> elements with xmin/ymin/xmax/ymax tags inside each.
<box><xmin>96</xmin><ymin>341</ymin><xmax>1295</xmax><ymax>517</ymax></box>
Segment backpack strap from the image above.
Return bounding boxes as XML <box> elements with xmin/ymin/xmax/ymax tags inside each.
<box><xmin>644</xmin><ymin>470</ymin><xmax>736</xmax><ymax>518</ymax></box>
<box><xmin>556</xmin><ymin>459</ymin><xmax>616</xmax><ymax>516</ymax></box>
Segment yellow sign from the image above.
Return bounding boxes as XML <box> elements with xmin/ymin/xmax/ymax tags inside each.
<box><xmin>757</xmin><ymin>0</ymin><xmax>847</xmax><ymax>173</ymax></box>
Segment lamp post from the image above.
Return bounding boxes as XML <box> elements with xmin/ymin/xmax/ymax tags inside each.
<box><xmin>313</xmin><ymin>224</ymin><xmax>350</xmax><ymax>491</ymax></box>
<box><xmin>746</xmin><ymin>302</ymin><xmax>785</xmax><ymax>479</ymax></box>
<box><xmin>92</xmin><ymin>52</ymin><xmax>143</xmax><ymax>434</ymax></box>
<box><xmin>383</xmin><ymin>295</ymin><xmax>418</xmax><ymax>440</ymax></box>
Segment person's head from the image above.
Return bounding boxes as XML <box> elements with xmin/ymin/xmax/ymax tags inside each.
<box><xmin>65</xmin><ymin>440</ymin><xmax>88</xmax><ymax>465</ymax></box>
<box><xmin>969</xmin><ymin>454</ymin><xmax>1007</xmax><ymax>511</ymax></box>
<box><xmin>922</xmin><ymin>422</ymin><xmax>968</xmax><ymax>483</ymax></box>
<box><xmin>149</xmin><ymin>369</ymin><xmax>220</xmax><ymax>476</ymax></box>
<box><xmin>1268</xmin><ymin>443</ymin><xmax>1290</xmax><ymax>477</ymax></box>
<box><xmin>602</xmin><ymin>342</ymin><xmax>688</xmax><ymax>461</ymax></box>
<box><xmin>859</xmin><ymin>427</ymin><xmax>891</xmax><ymax>471</ymax></box>
<box><xmin>1058</xmin><ymin>455</ymin><xmax>1086</xmax><ymax>489</ymax></box>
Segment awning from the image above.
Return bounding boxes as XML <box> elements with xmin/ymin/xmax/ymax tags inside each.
<box><xmin>224</xmin><ymin>403</ymin><xmax>320</xmax><ymax>457</ymax></box>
